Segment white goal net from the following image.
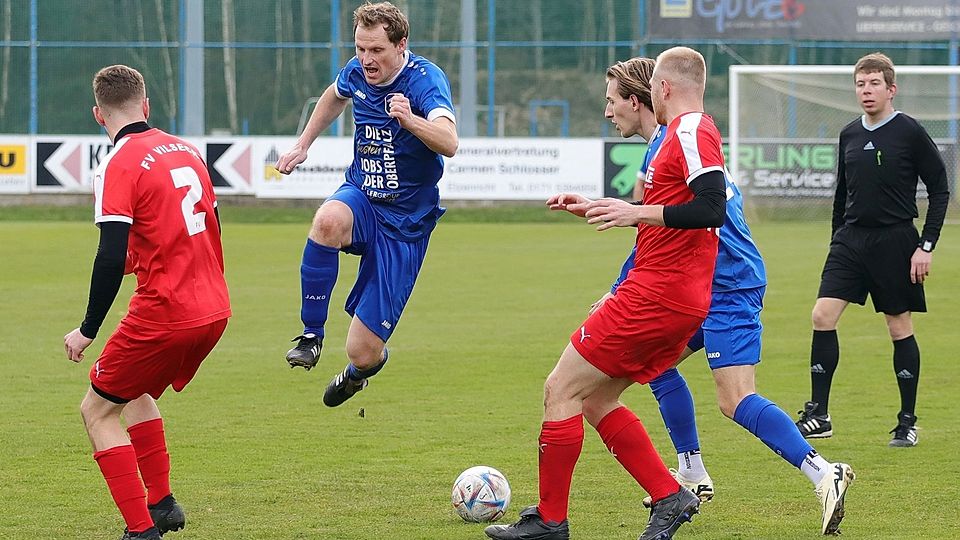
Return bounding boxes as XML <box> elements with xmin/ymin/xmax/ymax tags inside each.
<box><xmin>729</xmin><ymin>65</ymin><xmax>960</xmax><ymax>221</ymax></box>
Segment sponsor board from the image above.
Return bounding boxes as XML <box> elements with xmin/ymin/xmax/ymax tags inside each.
<box><xmin>603</xmin><ymin>139</ymin><xmax>839</xmax><ymax>199</ymax></box>
<box><xmin>0</xmin><ymin>139</ymin><xmax>30</xmax><ymax>194</ymax></box>
<box><xmin>603</xmin><ymin>141</ymin><xmax>651</xmax><ymax>198</ymax></box>
<box><xmin>253</xmin><ymin>137</ymin><xmax>353</xmax><ymax>199</ymax></box>
<box><xmin>442</xmin><ymin>139</ymin><xmax>603</xmax><ymax>200</ymax></box>
<box><xmin>206</xmin><ymin>139</ymin><xmax>256</xmax><ymax>194</ymax></box>
<box><xmin>649</xmin><ymin>0</ymin><xmax>960</xmax><ymax>41</ymax></box>
<box><xmin>34</xmin><ymin>136</ymin><xmax>113</xmax><ymax>192</ymax></box>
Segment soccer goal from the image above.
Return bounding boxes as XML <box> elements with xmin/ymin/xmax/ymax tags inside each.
<box><xmin>729</xmin><ymin>65</ymin><xmax>960</xmax><ymax>221</ymax></box>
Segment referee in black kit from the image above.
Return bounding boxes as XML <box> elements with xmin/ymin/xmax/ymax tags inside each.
<box><xmin>795</xmin><ymin>52</ymin><xmax>950</xmax><ymax>447</ymax></box>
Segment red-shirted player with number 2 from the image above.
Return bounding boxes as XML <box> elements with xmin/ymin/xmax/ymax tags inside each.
<box><xmin>63</xmin><ymin>65</ymin><xmax>231</xmax><ymax>540</ymax></box>
<box><xmin>485</xmin><ymin>47</ymin><xmax>726</xmax><ymax>540</ymax></box>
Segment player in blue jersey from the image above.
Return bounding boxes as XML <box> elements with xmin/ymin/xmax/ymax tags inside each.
<box><xmin>275</xmin><ymin>1</ymin><xmax>457</xmax><ymax>407</ymax></box>
<box><xmin>586</xmin><ymin>57</ymin><xmax>854</xmax><ymax>535</ymax></box>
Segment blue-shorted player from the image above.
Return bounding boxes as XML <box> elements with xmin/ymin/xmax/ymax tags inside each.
<box><xmin>275</xmin><ymin>2</ymin><xmax>457</xmax><ymax>407</ymax></box>
<box><xmin>587</xmin><ymin>58</ymin><xmax>854</xmax><ymax>536</ymax></box>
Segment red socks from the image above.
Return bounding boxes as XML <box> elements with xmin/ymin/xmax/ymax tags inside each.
<box><xmin>596</xmin><ymin>406</ymin><xmax>680</xmax><ymax>503</ymax></box>
<box><xmin>93</xmin><ymin>445</ymin><xmax>153</xmax><ymax>533</ymax></box>
<box><xmin>127</xmin><ymin>418</ymin><xmax>172</xmax><ymax>506</ymax></box>
<box><xmin>536</xmin><ymin>414</ymin><xmax>584</xmax><ymax>523</ymax></box>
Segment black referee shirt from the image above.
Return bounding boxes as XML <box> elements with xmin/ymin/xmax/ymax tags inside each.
<box><xmin>834</xmin><ymin>111</ymin><xmax>950</xmax><ymax>250</ymax></box>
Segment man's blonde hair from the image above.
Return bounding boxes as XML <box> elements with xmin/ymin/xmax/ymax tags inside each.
<box><xmin>654</xmin><ymin>47</ymin><xmax>706</xmax><ymax>89</ymax></box>
<box><xmin>354</xmin><ymin>1</ymin><xmax>410</xmax><ymax>44</ymax></box>
<box><xmin>92</xmin><ymin>65</ymin><xmax>145</xmax><ymax>108</ymax></box>
<box><xmin>606</xmin><ymin>57</ymin><xmax>656</xmax><ymax>110</ymax></box>
<box><xmin>854</xmin><ymin>52</ymin><xmax>895</xmax><ymax>86</ymax></box>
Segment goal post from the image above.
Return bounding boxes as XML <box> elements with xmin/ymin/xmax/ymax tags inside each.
<box><xmin>729</xmin><ymin>64</ymin><xmax>960</xmax><ymax>221</ymax></box>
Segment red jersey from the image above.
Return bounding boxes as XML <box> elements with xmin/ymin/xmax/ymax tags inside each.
<box><xmin>93</xmin><ymin>128</ymin><xmax>231</xmax><ymax>330</ymax></box>
<box><xmin>626</xmin><ymin>111</ymin><xmax>722</xmax><ymax>317</ymax></box>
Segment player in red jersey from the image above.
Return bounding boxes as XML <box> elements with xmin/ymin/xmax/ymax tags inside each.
<box><xmin>485</xmin><ymin>47</ymin><xmax>725</xmax><ymax>540</ymax></box>
<box><xmin>63</xmin><ymin>65</ymin><xmax>231</xmax><ymax>540</ymax></box>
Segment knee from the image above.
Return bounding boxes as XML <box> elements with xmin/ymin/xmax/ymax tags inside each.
<box><xmin>310</xmin><ymin>210</ymin><xmax>348</xmax><ymax>246</ymax></box>
<box><xmin>346</xmin><ymin>342</ymin><xmax>383</xmax><ymax>370</ymax></box>
<box><xmin>80</xmin><ymin>394</ymin><xmax>105</xmax><ymax>429</ymax></box>
<box><xmin>542</xmin><ymin>375</ymin><xmax>567</xmax><ymax>411</ymax></box>
<box><xmin>717</xmin><ymin>399</ymin><xmax>738</xmax><ymax>420</ymax></box>
<box><xmin>811</xmin><ymin>306</ymin><xmax>836</xmax><ymax>330</ymax></box>
<box><xmin>582</xmin><ymin>396</ymin><xmax>616</xmax><ymax>427</ymax></box>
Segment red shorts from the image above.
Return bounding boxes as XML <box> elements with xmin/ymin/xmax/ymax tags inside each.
<box><xmin>90</xmin><ymin>317</ymin><xmax>228</xmax><ymax>402</ymax></box>
<box><xmin>571</xmin><ymin>290</ymin><xmax>704</xmax><ymax>384</ymax></box>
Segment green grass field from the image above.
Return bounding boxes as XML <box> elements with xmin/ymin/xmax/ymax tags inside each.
<box><xmin>1</xmin><ymin>208</ymin><xmax>958</xmax><ymax>539</ymax></box>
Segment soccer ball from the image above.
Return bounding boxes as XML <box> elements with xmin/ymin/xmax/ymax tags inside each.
<box><xmin>451</xmin><ymin>465</ymin><xmax>511</xmax><ymax>523</ymax></box>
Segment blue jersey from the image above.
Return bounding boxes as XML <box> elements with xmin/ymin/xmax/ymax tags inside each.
<box><xmin>335</xmin><ymin>51</ymin><xmax>456</xmax><ymax>241</ymax></box>
<box><xmin>614</xmin><ymin>125</ymin><xmax>766</xmax><ymax>293</ymax></box>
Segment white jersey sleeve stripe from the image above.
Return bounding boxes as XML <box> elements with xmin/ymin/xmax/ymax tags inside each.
<box><xmin>678</xmin><ymin>112</ymin><xmax>705</xmax><ymax>176</ymax></box>
<box><xmin>96</xmin><ymin>215</ymin><xmax>134</xmax><ymax>224</ymax></box>
<box><xmin>426</xmin><ymin>107</ymin><xmax>456</xmax><ymax>123</ymax></box>
<box><xmin>93</xmin><ymin>137</ymin><xmax>130</xmax><ymax>224</ymax></box>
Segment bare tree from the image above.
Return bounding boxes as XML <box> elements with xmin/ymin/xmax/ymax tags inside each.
<box><xmin>580</xmin><ymin>1</ymin><xmax>597</xmax><ymax>73</ymax></box>
<box><xmin>1</xmin><ymin>0</ymin><xmax>10</xmax><ymax>123</ymax></box>
<box><xmin>299</xmin><ymin>0</ymin><xmax>316</xmax><ymax>103</ymax></box>
<box><xmin>222</xmin><ymin>0</ymin><xmax>239</xmax><ymax>133</ymax></box>
<box><xmin>272</xmin><ymin>0</ymin><xmax>286</xmax><ymax>130</ymax></box>
<box><xmin>531</xmin><ymin>0</ymin><xmax>543</xmax><ymax>75</ymax></box>
<box><xmin>155</xmin><ymin>0</ymin><xmax>177</xmax><ymax>129</ymax></box>
<box><xmin>606</xmin><ymin>0</ymin><xmax>615</xmax><ymax>69</ymax></box>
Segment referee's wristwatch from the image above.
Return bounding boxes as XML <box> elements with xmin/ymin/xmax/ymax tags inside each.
<box><xmin>919</xmin><ymin>240</ymin><xmax>935</xmax><ymax>253</ymax></box>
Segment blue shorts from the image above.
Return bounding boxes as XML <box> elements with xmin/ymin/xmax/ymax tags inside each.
<box><xmin>329</xmin><ymin>184</ymin><xmax>430</xmax><ymax>342</ymax></box>
<box><xmin>686</xmin><ymin>286</ymin><xmax>764</xmax><ymax>369</ymax></box>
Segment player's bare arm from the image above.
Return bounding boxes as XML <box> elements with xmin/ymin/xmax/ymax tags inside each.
<box><xmin>276</xmin><ymin>84</ymin><xmax>350</xmax><ymax>174</ymax></box>
<box><xmin>388</xmin><ymin>94</ymin><xmax>458</xmax><ymax>157</ymax></box>
<box><xmin>547</xmin><ymin>192</ymin><xmax>593</xmax><ymax>217</ymax></box>
<box><xmin>584</xmin><ymin>197</ymin><xmax>660</xmax><ymax>231</ymax></box>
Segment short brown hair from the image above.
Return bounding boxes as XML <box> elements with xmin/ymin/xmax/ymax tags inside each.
<box><xmin>93</xmin><ymin>65</ymin><xmax>145</xmax><ymax>108</ymax></box>
<box><xmin>353</xmin><ymin>2</ymin><xmax>409</xmax><ymax>44</ymax></box>
<box><xmin>854</xmin><ymin>52</ymin><xmax>895</xmax><ymax>86</ymax></box>
<box><xmin>606</xmin><ymin>57</ymin><xmax>656</xmax><ymax>110</ymax></box>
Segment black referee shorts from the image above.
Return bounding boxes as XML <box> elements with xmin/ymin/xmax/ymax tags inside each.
<box><xmin>817</xmin><ymin>222</ymin><xmax>926</xmax><ymax>315</ymax></box>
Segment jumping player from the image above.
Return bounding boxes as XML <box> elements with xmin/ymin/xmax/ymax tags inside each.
<box><xmin>64</xmin><ymin>65</ymin><xmax>231</xmax><ymax>540</ymax></box>
<box><xmin>275</xmin><ymin>1</ymin><xmax>457</xmax><ymax>407</ymax></box>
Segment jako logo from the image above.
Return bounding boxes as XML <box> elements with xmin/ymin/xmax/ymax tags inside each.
<box><xmin>697</xmin><ymin>0</ymin><xmax>806</xmax><ymax>33</ymax></box>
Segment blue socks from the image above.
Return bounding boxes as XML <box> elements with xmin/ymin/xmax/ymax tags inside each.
<box><xmin>733</xmin><ymin>393</ymin><xmax>812</xmax><ymax>468</ymax></box>
<box><xmin>649</xmin><ymin>368</ymin><xmax>700</xmax><ymax>453</ymax></box>
<box><xmin>300</xmin><ymin>239</ymin><xmax>339</xmax><ymax>337</ymax></box>
<box><xmin>346</xmin><ymin>348</ymin><xmax>389</xmax><ymax>380</ymax></box>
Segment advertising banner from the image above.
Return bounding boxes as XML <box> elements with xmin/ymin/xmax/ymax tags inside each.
<box><xmin>649</xmin><ymin>0</ymin><xmax>960</xmax><ymax>41</ymax></box>
<box><xmin>0</xmin><ymin>138</ymin><xmax>30</xmax><ymax>194</ymax></box>
<box><xmin>252</xmin><ymin>137</ymin><xmax>353</xmax><ymax>199</ymax></box>
<box><xmin>252</xmin><ymin>137</ymin><xmax>604</xmax><ymax>201</ymax></box>
<box><xmin>442</xmin><ymin>139</ymin><xmax>604</xmax><ymax>200</ymax></box>
<box><xmin>33</xmin><ymin>136</ymin><xmax>113</xmax><ymax>192</ymax></box>
<box><xmin>205</xmin><ymin>139</ymin><xmax>257</xmax><ymax>195</ymax></box>
<box><xmin>604</xmin><ymin>138</ymin><xmax>955</xmax><ymax>200</ymax></box>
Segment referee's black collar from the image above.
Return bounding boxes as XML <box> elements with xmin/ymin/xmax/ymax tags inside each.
<box><xmin>114</xmin><ymin>121</ymin><xmax>152</xmax><ymax>144</ymax></box>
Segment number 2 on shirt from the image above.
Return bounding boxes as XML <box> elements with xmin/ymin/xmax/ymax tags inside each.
<box><xmin>170</xmin><ymin>166</ymin><xmax>207</xmax><ymax>236</ymax></box>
